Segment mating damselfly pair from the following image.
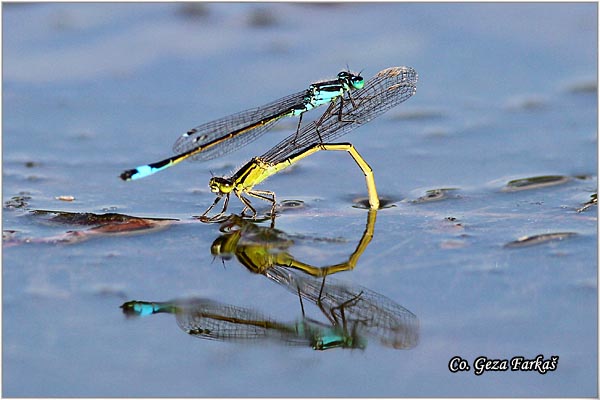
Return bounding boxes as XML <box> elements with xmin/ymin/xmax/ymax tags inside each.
<box><xmin>120</xmin><ymin>66</ymin><xmax>418</xmax><ymax>220</ymax></box>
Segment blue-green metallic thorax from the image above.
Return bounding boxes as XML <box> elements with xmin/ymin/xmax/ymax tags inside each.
<box><xmin>295</xmin><ymin>71</ymin><xmax>364</xmax><ymax>115</ymax></box>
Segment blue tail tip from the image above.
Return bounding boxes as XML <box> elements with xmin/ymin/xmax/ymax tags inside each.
<box><xmin>120</xmin><ymin>165</ymin><xmax>155</xmax><ymax>181</ymax></box>
<box><xmin>120</xmin><ymin>168</ymin><xmax>138</xmax><ymax>181</ymax></box>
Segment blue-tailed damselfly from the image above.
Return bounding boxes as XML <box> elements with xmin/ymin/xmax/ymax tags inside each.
<box><xmin>201</xmin><ymin>66</ymin><xmax>418</xmax><ymax>220</ymax></box>
<box><xmin>120</xmin><ymin>71</ymin><xmax>365</xmax><ymax>181</ymax></box>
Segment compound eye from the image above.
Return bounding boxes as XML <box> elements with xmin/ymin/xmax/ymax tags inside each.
<box><xmin>351</xmin><ymin>76</ymin><xmax>365</xmax><ymax>89</ymax></box>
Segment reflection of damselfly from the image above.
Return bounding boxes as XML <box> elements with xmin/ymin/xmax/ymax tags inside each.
<box><xmin>201</xmin><ymin>66</ymin><xmax>418</xmax><ymax>221</ymax></box>
<box><xmin>210</xmin><ymin>214</ymin><xmax>419</xmax><ymax>349</ymax></box>
<box><xmin>212</xmin><ymin>210</ymin><xmax>376</xmax><ymax>277</ymax></box>
<box><xmin>266</xmin><ymin>266</ymin><xmax>419</xmax><ymax>350</ymax></box>
<box><xmin>120</xmin><ymin>71</ymin><xmax>365</xmax><ymax>181</ymax></box>
<box><xmin>121</xmin><ymin>298</ymin><xmax>366</xmax><ymax>351</ymax></box>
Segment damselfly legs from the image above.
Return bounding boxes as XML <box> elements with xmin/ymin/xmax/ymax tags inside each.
<box><xmin>200</xmin><ymin>66</ymin><xmax>418</xmax><ymax>222</ymax></box>
<box><xmin>120</xmin><ymin>66</ymin><xmax>418</xmax><ymax>222</ymax></box>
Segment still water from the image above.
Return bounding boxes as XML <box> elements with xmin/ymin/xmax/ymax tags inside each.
<box><xmin>3</xmin><ymin>3</ymin><xmax>597</xmax><ymax>397</ymax></box>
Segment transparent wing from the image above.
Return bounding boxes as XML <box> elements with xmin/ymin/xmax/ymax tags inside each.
<box><xmin>172</xmin><ymin>89</ymin><xmax>309</xmax><ymax>161</ymax></box>
<box><xmin>262</xmin><ymin>66</ymin><xmax>418</xmax><ymax>164</ymax></box>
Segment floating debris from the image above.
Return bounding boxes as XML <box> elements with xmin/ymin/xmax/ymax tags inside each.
<box><xmin>4</xmin><ymin>195</ymin><xmax>31</xmax><ymax>209</ymax></box>
<box><xmin>504</xmin><ymin>232</ymin><xmax>577</xmax><ymax>248</ymax></box>
<box><xmin>576</xmin><ymin>193</ymin><xmax>597</xmax><ymax>213</ymax></box>
<box><xmin>412</xmin><ymin>188</ymin><xmax>459</xmax><ymax>203</ymax></box>
<box><xmin>5</xmin><ymin>211</ymin><xmax>178</xmax><ymax>246</ymax></box>
<box><xmin>30</xmin><ymin>210</ymin><xmax>176</xmax><ymax>226</ymax></box>
<box><xmin>502</xmin><ymin>175</ymin><xmax>570</xmax><ymax>192</ymax></box>
<box><xmin>55</xmin><ymin>195</ymin><xmax>75</xmax><ymax>202</ymax></box>
<box><xmin>6</xmin><ymin>210</ymin><xmax>181</xmax><ymax>245</ymax></box>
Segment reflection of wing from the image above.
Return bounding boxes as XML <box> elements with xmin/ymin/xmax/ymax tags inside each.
<box><xmin>266</xmin><ymin>266</ymin><xmax>419</xmax><ymax>349</ymax></box>
<box><xmin>173</xmin><ymin>298</ymin><xmax>355</xmax><ymax>349</ymax></box>
<box><xmin>174</xmin><ymin>298</ymin><xmax>293</xmax><ymax>342</ymax></box>
<box><xmin>122</xmin><ymin>298</ymin><xmax>363</xmax><ymax>350</ymax></box>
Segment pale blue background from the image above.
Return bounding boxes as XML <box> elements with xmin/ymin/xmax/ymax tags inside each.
<box><xmin>3</xmin><ymin>3</ymin><xmax>597</xmax><ymax>397</ymax></box>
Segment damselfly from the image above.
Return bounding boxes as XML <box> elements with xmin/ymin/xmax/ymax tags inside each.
<box><xmin>120</xmin><ymin>71</ymin><xmax>364</xmax><ymax>181</ymax></box>
<box><xmin>121</xmin><ymin>298</ymin><xmax>365</xmax><ymax>350</ymax></box>
<box><xmin>201</xmin><ymin>66</ymin><xmax>418</xmax><ymax>221</ymax></box>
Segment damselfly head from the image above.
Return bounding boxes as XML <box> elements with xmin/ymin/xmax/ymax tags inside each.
<box><xmin>337</xmin><ymin>70</ymin><xmax>364</xmax><ymax>90</ymax></box>
<box><xmin>210</xmin><ymin>237</ymin><xmax>233</xmax><ymax>259</ymax></box>
<box><xmin>209</xmin><ymin>176</ymin><xmax>234</xmax><ymax>194</ymax></box>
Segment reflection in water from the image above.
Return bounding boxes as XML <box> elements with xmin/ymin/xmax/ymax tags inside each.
<box><xmin>211</xmin><ymin>209</ymin><xmax>377</xmax><ymax>276</ymax></box>
<box><xmin>267</xmin><ymin>267</ymin><xmax>419</xmax><ymax>350</ymax></box>
<box><xmin>121</xmin><ymin>210</ymin><xmax>419</xmax><ymax>350</ymax></box>
<box><xmin>121</xmin><ymin>267</ymin><xmax>418</xmax><ymax>351</ymax></box>
<box><xmin>210</xmin><ymin>210</ymin><xmax>419</xmax><ymax>349</ymax></box>
<box><xmin>121</xmin><ymin>297</ymin><xmax>366</xmax><ymax>351</ymax></box>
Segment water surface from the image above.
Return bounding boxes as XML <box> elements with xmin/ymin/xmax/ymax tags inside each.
<box><xmin>3</xmin><ymin>3</ymin><xmax>597</xmax><ymax>397</ymax></box>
